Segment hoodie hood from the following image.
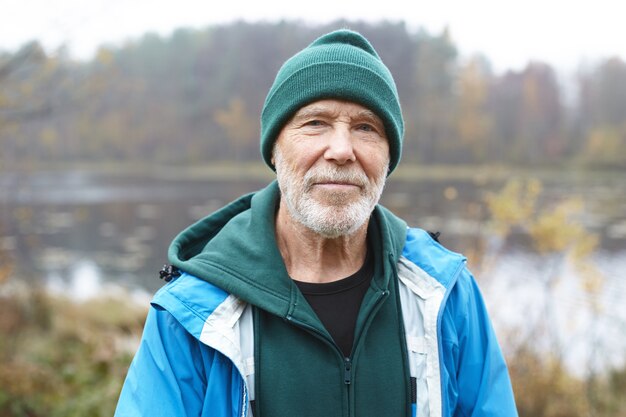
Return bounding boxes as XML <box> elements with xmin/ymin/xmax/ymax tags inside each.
<box><xmin>168</xmin><ymin>181</ymin><xmax>407</xmax><ymax>322</ymax></box>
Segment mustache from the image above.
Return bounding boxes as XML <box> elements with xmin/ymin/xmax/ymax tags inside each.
<box><xmin>303</xmin><ymin>166</ymin><xmax>368</xmax><ymax>188</ymax></box>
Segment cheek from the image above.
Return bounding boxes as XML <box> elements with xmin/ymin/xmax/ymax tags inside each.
<box><xmin>276</xmin><ymin>147</ymin><xmax>317</xmax><ymax>182</ymax></box>
<box><xmin>292</xmin><ymin>148</ymin><xmax>327</xmax><ymax>172</ymax></box>
<box><xmin>358</xmin><ymin>146</ymin><xmax>390</xmax><ymax>176</ymax></box>
<box><xmin>279</xmin><ymin>137</ymin><xmax>325</xmax><ymax>161</ymax></box>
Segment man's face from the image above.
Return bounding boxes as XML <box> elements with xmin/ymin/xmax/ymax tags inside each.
<box><xmin>273</xmin><ymin>99</ymin><xmax>390</xmax><ymax>238</ymax></box>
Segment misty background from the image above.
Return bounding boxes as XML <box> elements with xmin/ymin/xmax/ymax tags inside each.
<box><xmin>1</xmin><ymin>16</ymin><xmax>625</xmax><ymax>417</ymax></box>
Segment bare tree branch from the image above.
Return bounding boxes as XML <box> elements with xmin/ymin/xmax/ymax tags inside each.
<box><xmin>0</xmin><ymin>41</ymin><xmax>42</xmax><ymax>81</ymax></box>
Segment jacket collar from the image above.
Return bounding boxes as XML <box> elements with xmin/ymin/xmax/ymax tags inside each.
<box><xmin>169</xmin><ymin>180</ymin><xmax>408</xmax><ymax>320</ymax></box>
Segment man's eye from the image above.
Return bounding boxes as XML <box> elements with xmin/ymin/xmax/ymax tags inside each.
<box><xmin>357</xmin><ymin>124</ymin><xmax>375</xmax><ymax>132</ymax></box>
<box><xmin>305</xmin><ymin>120</ymin><xmax>324</xmax><ymax>127</ymax></box>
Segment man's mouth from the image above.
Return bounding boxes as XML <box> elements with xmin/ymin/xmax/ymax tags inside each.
<box><xmin>312</xmin><ymin>180</ymin><xmax>362</xmax><ymax>189</ymax></box>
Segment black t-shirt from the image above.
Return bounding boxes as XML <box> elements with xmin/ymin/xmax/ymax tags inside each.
<box><xmin>294</xmin><ymin>248</ymin><xmax>374</xmax><ymax>357</ymax></box>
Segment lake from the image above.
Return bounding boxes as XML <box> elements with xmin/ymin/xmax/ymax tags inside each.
<box><xmin>1</xmin><ymin>167</ymin><xmax>625</xmax><ymax>374</ymax></box>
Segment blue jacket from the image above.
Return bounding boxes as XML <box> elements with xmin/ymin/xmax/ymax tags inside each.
<box><xmin>115</xmin><ymin>184</ymin><xmax>517</xmax><ymax>417</ymax></box>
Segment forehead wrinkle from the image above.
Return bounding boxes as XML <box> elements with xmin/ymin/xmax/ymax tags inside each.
<box><xmin>290</xmin><ymin>105</ymin><xmax>340</xmax><ymax>123</ymax></box>
<box><xmin>290</xmin><ymin>104</ymin><xmax>382</xmax><ymax>125</ymax></box>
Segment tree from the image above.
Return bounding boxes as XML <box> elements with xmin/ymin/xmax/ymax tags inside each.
<box><xmin>0</xmin><ymin>42</ymin><xmax>66</xmax><ymax>169</ymax></box>
<box><xmin>489</xmin><ymin>62</ymin><xmax>564</xmax><ymax>164</ymax></box>
<box><xmin>410</xmin><ymin>28</ymin><xmax>458</xmax><ymax>163</ymax></box>
<box><xmin>454</xmin><ymin>55</ymin><xmax>494</xmax><ymax>162</ymax></box>
<box><xmin>577</xmin><ymin>58</ymin><xmax>626</xmax><ymax>168</ymax></box>
<box><xmin>214</xmin><ymin>97</ymin><xmax>257</xmax><ymax>160</ymax></box>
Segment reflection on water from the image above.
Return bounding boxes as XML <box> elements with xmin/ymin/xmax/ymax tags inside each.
<box><xmin>47</xmin><ymin>260</ymin><xmax>104</xmax><ymax>301</ymax></box>
<box><xmin>46</xmin><ymin>259</ymin><xmax>152</xmax><ymax>305</ymax></box>
<box><xmin>1</xmin><ymin>170</ymin><xmax>625</xmax><ymax>372</ymax></box>
<box><xmin>486</xmin><ymin>250</ymin><xmax>626</xmax><ymax>375</ymax></box>
<box><xmin>1</xmin><ymin>172</ymin><xmax>268</xmax><ymax>292</ymax></box>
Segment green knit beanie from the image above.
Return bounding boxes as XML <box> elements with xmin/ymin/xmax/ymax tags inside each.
<box><xmin>260</xmin><ymin>29</ymin><xmax>404</xmax><ymax>174</ymax></box>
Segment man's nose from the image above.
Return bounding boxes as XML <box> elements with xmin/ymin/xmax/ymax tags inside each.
<box><xmin>323</xmin><ymin>125</ymin><xmax>357</xmax><ymax>165</ymax></box>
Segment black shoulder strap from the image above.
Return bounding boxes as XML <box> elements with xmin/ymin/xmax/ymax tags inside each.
<box><xmin>427</xmin><ymin>231</ymin><xmax>441</xmax><ymax>243</ymax></box>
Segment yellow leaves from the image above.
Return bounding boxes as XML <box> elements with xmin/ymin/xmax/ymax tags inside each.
<box><xmin>486</xmin><ymin>178</ymin><xmax>598</xmax><ymax>256</ymax></box>
<box><xmin>485</xmin><ymin>178</ymin><xmax>542</xmax><ymax>236</ymax></box>
<box><xmin>586</xmin><ymin>127</ymin><xmax>620</xmax><ymax>152</ymax></box>
<box><xmin>577</xmin><ymin>261</ymin><xmax>604</xmax><ymax>294</ymax></box>
<box><xmin>509</xmin><ymin>348</ymin><xmax>591</xmax><ymax>417</ymax></box>
<box><xmin>522</xmin><ymin>73</ymin><xmax>541</xmax><ymax>115</ymax></box>
<box><xmin>214</xmin><ymin>97</ymin><xmax>257</xmax><ymax>144</ymax></box>
<box><xmin>528</xmin><ymin>198</ymin><xmax>585</xmax><ymax>253</ymax></box>
<box><xmin>485</xmin><ymin>178</ymin><xmax>605</xmax><ymax>313</ymax></box>
<box><xmin>95</xmin><ymin>47</ymin><xmax>115</xmax><ymax>66</ymax></box>
<box><xmin>39</xmin><ymin>127</ymin><xmax>58</xmax><ymax>151</ymax></box>
<box><xmin>455</xmin><ymin>59</ymin><xmax>493</xmax><ymax>150</ymax></box>
<box><xmin>584</xmin><ymin>126</ymin><xmax>626</xmax><ymax>165</ymax></box>
<box><xmin>0</xmin><ymin>249</ymin><xmax>13</xmax><ymax>285</ymax></box>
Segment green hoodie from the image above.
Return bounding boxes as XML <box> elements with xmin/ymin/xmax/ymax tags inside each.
<box><xmin>169</xmin><ymin>181</ymin><xmax>411</xmax><ymax>417</ymax></box>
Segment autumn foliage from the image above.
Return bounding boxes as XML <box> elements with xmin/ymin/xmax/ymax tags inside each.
<box><xmin>2</xmin><ymin>21</ymin><xmax>626</xmax><ymax>170</ymax></box>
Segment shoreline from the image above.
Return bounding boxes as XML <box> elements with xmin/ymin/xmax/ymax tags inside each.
<box><xmin>1</xmin><ymin>161</ymin><xmax>624</xmax><ymax>183</ymax></box>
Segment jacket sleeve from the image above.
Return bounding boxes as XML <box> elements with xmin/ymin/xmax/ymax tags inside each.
<box><xmin>441</xmin><ymin>270</ymin><xmax>518</xmax><ymax>417</ymax></box>
<box><xmin>114</xmin><ymin>306</ymin><xmax>212</xmax><ymax>417</ymax></box>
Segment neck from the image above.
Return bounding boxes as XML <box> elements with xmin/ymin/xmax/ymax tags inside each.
<box><xmin>275</xmin><ymin>199</ymin><xmax>369</xmax><ymax>284</ymax></box>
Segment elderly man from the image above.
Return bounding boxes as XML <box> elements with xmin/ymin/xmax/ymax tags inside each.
<box><xmin>115</xmin><ymin>30</ymin><xmax>517</xmax><ymax>417</ymax></box>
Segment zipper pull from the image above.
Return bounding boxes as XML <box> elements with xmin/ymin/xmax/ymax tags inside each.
<box><xmin>159</xmin><ymin>264</ymin><xmax>180</xmax><ymax>282</ymax></box>
<box><xmin>344</xmin><ymin>358</ymin><xmax>352</xmax><ymax>385</ymax></box>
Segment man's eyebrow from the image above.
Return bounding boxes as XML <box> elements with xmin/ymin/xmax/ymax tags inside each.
<box><xmin>290</xmin><ymin>107</ymin><xmax>383</xmax><ymax>124</ymax></box>
<box><xmin>354</xmin><ymin>109</ymin><xmax>383</xmax><ymax>123</ymax></box>
<box><xmin>290</xmin><ymin>107</ymin><xmax>337</xmax><ymax>122</ymax></box>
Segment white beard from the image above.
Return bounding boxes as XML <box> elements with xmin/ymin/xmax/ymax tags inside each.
<box><xmin>274</xmin><ymin>148</ymin><xmax>388</xmax><ymax>238</ymax></box>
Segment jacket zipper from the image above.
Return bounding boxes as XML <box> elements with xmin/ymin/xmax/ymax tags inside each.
<box><xmin>285</xmin><ymin>314</ymin><xmax>345</xmax><ymax>356</ymax></box>
<box><xmin>286</xmin><ymin>287</ymin><xmax>389</xmax><ymax>417</ymax></box>
<box><xmin>343</xmin><ymin>357</ymin><xmax>352</xmax><ymax>384</ymax></box>
<box><xmin>284</xmin><ymin>314</ymin><xmax>351</xmax><ymax>414</ymax></box>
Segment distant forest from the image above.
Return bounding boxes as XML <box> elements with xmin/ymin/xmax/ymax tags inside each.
<box><xmin>1</xmin><ymin>20</ymin><xmax>625</xmax><ymax>169</ymax></box>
